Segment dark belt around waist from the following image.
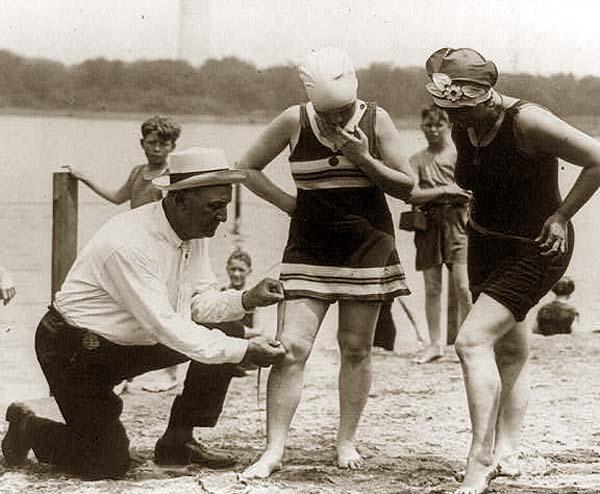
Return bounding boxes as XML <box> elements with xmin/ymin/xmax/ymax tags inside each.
<box><xmin>43</xmin><ymin>305</ymin><xmax>106</xmax><ymax>350</ymax></box>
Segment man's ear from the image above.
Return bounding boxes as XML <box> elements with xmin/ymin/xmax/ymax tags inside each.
<box><xmin>140</xmin><ymin>138</ymin><xmax>145</xmax><ymax>149</ymax></box>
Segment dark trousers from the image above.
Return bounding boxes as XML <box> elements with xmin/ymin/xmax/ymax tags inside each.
<box><xmin>373</xmin><ymin>302</ymin><xmax>396</xmax><ymax>351</ymax></box>
<box><xmin>29</xmin><ymin>308</ymin><xmax>237</xmax><ymax>478</ymax></box>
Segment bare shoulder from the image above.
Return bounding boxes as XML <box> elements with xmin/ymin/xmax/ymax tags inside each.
<box><xmin>374</xmin><ymin>106</ymin><xmax>398</xmax><ymax>138</ymax></box>
<box><xmin>277</xmin><ymin>105</ymin><xmax>301</xmax><ymax>128</ymax></box>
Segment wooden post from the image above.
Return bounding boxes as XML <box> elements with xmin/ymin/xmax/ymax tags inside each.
<box><xmin>232</xmin><ymin>183</ymin><xmax>242</xmax><ymax>236</ymax></box>
<box><xmin>51</xmin><ymin>172</ymin><xmax>78</xmax><ymax>300</ymax></box>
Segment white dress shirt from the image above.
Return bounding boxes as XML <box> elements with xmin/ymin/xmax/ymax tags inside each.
<box><xmin>54</xmin><ymin>202</ymin><xmax>249</xmax><ymax>365</ymax></box>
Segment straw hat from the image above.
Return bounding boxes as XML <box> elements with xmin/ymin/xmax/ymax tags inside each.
<box><xmin>153</xmin><ymin>147</ymin><xmax>247</xmax><ymax>191</ymax></box>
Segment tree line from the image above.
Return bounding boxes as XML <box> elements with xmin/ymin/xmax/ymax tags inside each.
<box><xmin>1</xmin><ymin>49</ymin><xmax>600</xmax><ymax>119</ymax></box>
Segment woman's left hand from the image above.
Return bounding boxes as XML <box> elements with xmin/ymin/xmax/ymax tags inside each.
<box><xmin>535</xmin><ymin>212</ymin><xmax>569</xmax><ymax>256</ymax></box>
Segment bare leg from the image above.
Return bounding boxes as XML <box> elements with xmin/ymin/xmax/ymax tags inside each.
<box><xmin>336</xmin><ymin>301</ymin><xmax>381</xmax><ymax>469</ymax></box>
<box><xmin>449</xmin><ymin>263</ymin><xmax>472</xmax><ymax>330</ymax></box>
<box><xmin>447</xmin><ymin>269</ymin><xmax>459</xmax><ymax>345</ymax></box>
<box><xmin>242</xmin><ymin>299</ymin><xmax>328</xmax><ymax>479</ymax></box>
<box><xmin>493</xmin><ymin>321</ymin><xmax>529</xmax><ymax>477</ymax></box>
<box><xmin>454</xmin><ymin>294</ymin><xmax>517</xmax><ymax>494</ymax></box>
<box><xmin>415</xmin><ymin>266</ymin><xmax>445</xmax><ymax>363</ymax></box>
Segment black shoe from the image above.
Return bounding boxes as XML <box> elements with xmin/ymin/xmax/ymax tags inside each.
<box><xmin>2</xmin><ymin>402</ymin><xmax>35</xmax><ymax>466</ymax></box>
<box><xmin>154</xmin><ymin>437</ymin><xmax>237</xmax><ymax>469</ymax></box>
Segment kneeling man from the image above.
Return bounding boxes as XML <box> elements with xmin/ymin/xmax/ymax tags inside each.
<box><xmin>2</xmin><ymin>147</ymin><xmax>285</xmax><ymax>478</ymax></box>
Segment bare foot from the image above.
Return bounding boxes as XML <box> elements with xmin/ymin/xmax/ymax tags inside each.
<box><xmin>241</xmin><ymin>451</ymin><xmax>282</xmax><ymax>479</ymax></box>
<box><xmin>337</xmin><ymin>442</ymin><xmax>365</xmax><ymax>469</ymax></box>
<box><xmin>496</xmin><ymin>452</ymin><xmax>522</xmax><ymax>478</ymax></box>
<box><xmin>413</xmin><ymin>346</ymin><xmax>444</xmax><ymax>364</ymax></box>
<box><xmin>455</xmin><ymin>452</ymin><xmax>521</xmax><ymax>482</ymax></box>
<box><xmin>143</xmin><ymin>375</ymin><xmax>178</xmax><ymax>393</ymax></box>
<box><xmin>454</xmin><ymin>461</ymin><xmax>498</xmax><ymax>494</ymax></box>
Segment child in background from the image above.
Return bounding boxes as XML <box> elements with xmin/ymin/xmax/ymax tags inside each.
<box><xmin>64</xmin><ymin>115</ymin><xmax>182</xmax><ymax>393</ymax></box>
<box><xmin>407</xmin><ymin>106</ymin><xmax>472</xmax><ymax>364</ymax></box>
<box><xmin>200</xmin><ymin>249</ymin><xmax>258</xmax><ymax>377</ymax></box>
<box><xmin>535</xmin><ymin>277</ymin><xmax>578</xmax><ymax>336</ymax></box>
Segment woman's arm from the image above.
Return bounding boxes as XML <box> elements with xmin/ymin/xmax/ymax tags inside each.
<box><xmin>236</xmin><ymin>107</ymin><xmax>299</xmax><ymax>215</ymax></box>
<box><xmin>62</xmin><ymin>164</ymin><xmax>132</xmax><ymax>205</ymax></box>
<box><xmin>517</xmin><ymin>106</ymin><xmax>600</xmax><ymax>255</ymax></box>
<box><xmin>408</xmin><ymin>183</ymin><xmax>471</xmax><ymax>205</ymax></box>
<box><xmin>337</xmin><ymin>108</ymin><xmax>415</xmax><ymax>200</ymax></box>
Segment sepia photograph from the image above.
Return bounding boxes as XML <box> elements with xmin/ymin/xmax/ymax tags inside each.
<box><xmin>0</xmin><ymin>1</ymin><xmax>599</xmax><ymax>492</ymax></box>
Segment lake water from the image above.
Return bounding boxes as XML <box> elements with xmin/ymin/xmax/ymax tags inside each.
<box><xmin>0</xmin><ymin>113</ymin><xmax>598</xmax><ymax>401</ymax></box>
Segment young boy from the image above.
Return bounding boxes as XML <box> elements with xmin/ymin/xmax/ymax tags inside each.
<box><xmin>64</xmin><ymin>115</ymin><xmax>182</xmax><ymax>393</ymax></box>
<box><xmin>64</xmin><ymin>115</ymin><xmax>181</xmax><ymax>208</ymax></box>
<box><xmin>407</xmin><ymin>105</ymin><xmax>473</xmax><ymax>364</ymax></box>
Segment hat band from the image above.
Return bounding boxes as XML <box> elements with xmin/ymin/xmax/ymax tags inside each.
<box><xmin>169</xmin><ymin>168</ymin><xmax>228</xmax><ymax>184</ymax></box>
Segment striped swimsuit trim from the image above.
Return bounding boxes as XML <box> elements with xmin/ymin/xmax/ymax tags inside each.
<box><xmin>280</xmin><ymin>263</ymin><xmax>410</xmax><ymax>300</ymax></box>
<box><xmin>290</xmin><ymin>157</ymin><xmax>373</xmax><ymax>189</ymax></box>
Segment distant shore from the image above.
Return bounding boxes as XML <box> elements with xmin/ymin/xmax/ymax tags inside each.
<box><xmin>2</xmin><ymin>107</ymin><xmax>600</xmax><ymax>135</ymax></box>
<box><xmin>0</xmin><ymin>107</ymin><xmax>422</xmax><ymax>130</ymax></box>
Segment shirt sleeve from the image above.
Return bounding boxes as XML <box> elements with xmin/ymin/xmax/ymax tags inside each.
<box><xmin>191</xmin><ymin>287</ymin><xmax>246</xmax><ymax>323</ymax></box>
<box><xmin>98</xmin><ymin>247</ymin><xmax>248</xmax><ymax>365</ymax></box>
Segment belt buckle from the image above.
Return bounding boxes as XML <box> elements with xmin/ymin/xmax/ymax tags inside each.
<box><xmin>82</xmin><ymin>331</ymin><xmax>101</xmax><ymax>350</ymax></box>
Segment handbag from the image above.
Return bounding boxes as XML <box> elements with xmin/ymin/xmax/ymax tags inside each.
<box><xmin>399</xmin><ymin>210</ymin><xmax>427</xmax><ymax>232</ymax></box>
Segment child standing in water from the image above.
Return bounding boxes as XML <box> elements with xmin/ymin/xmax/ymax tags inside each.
<box><xmin>64</xmin><ymin>115</ymin><xmax>181</xmax><ymax>393</ymax></box>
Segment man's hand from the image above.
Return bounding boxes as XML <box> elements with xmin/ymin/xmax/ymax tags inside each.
<box><xmin>241</xmin><ymin>336</ymin><xmax>286</xmax><ymax>367</ymax></box>
<box><xmin>242</xmin><ymin>278</ymin><xmax>284</xmax><ymax>310</ymax></box>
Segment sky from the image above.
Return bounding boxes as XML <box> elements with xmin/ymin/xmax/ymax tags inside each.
<box><xmin>1</xmin><ymin>0</ymin><xmax>600</xmax><ymax>76</ymax></box>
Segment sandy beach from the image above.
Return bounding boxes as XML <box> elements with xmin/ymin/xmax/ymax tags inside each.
<box><xmin>1</xmin><ymin>307</ymin><xmax>599</xmax><ymax>493</ymax></box>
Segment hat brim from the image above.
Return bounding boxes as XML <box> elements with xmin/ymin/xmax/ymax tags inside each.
<box><xmin>153</xmin><ymin>170</ymin><xmax>248</xmax><ymax>191</ymax></box>
<box><xmin>428</xmin><ymin>92</ymin><xmax>492</xmax><ymax>109</ymax></box>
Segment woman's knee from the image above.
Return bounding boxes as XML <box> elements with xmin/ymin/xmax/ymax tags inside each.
<box><xmin>454</xmin><ymin>331</ymin><xmax>493</xmax><ymax>362</ymax></box>
<box><xmin>279</xmin><ymin>334</ymin><xmax>314</xmax><ymax>367</ymax></box>
<box><xmin>338</xmin><ymin>336</ymin><xmax>372</xmax><ymax>364</ymax></box>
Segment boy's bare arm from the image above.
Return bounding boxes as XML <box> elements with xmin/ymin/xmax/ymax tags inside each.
<box><xmin>62</xmin><ymin>164</ymin><xmax>132</xmax><ymax>205</ymax></box>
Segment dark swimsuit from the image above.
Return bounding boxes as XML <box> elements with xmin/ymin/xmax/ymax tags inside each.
<box><xmin>453</xmin><ymin>101</ymin><xmax>573</xmax><ymax>321</ymax></box>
